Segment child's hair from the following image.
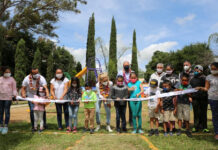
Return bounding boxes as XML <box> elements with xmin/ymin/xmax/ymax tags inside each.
<box><xmin>130</xmin><ymin>72</ymin><xmax>137</xmax><ymax>78</ymax></box>
<box><xmin>98</xmin><ymin>72</ymin><xmax>109</xmax><ymax>82</ymax></box>
<box><xmin>85</xmin><ymin>82</ymin><xmax>91</xmax><ymax>88</ymax></box>
<box><xmin>181</xmin><ymin>74</ymin><xmax>189</xmax><ymax>80</ymax></box>
<box><xmin>211</xmin><ymin>62</ymin><xmax>218</xmax><ymax>68</ymax></box>
<box><xmin>116</xmin><ymin>75</ymin><xmax>124</xmax><ymax>80</ymax></box>
<box><xmin>166</xmin><ymin>64</ymin><xmax>174</xmax><ymax>69</ymax></box>
<box><xmin>70</xmin><ymin>77</ymin><xmax>80</xmax><ymax>92</ymax></box>
<box><xmin>163</xmin><ymin>80</ymin><xmax>172</xmax><ymax>87</ymax></box>
<box><xmin>36</xmin><ymin>87</ymin><xmax>46</xmax><ymax>96</ymax></box>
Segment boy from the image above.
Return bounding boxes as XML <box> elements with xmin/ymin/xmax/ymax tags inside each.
<box><xmin>176</xmin><ymin>74</ymin><xmax>192</xmax><ymax>137</ymax></box>
<box><xmin>161</xmin><ymin>80</ymin><xmax>177</xmax><ymax>136</ymax></box>
<box><xmin>144</xmin><ymin>79</ymin><xmax>161</xmax><ymax>136</ymax></box>
<box><xmin>82</xmin><ymin>83</ymin><xmax>97</xmax><ymax>134</ymax></box>
<box><xmin>110</xmin><ymin>75</ymin><xmax>128</xmax><ymax>133</ymax></box>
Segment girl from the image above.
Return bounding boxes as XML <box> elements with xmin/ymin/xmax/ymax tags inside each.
<box><xmin>66</xmin><ymin>77</ymin><xmax>82</xmax><ymax>133</ymax></box>
<box><xmin>33</xmin><ymin>87</ymin><xmax>48</xmax><ymax>133</ymax></box>
<box><xmin>128</xmin><ymin>72</ymin><xmax>144</xmax><ymax>134</ymax></box>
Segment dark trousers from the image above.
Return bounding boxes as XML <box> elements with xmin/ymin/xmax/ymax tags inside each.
<box><xmin>192</xmin><ymin>97</ymin><xmax>208</xmax><ymax>129</ymax></box>
<box><xmin>0</xmin><ymin>100</ymin><xmax>12</xmax><ymax>126</ymax></box>
<box><xmin>115</xmin><ymin>105</ymin><xmax>126</xmax><ymax>129</ymax></box>
<box><xmin>55</xmin><ymin>103</ymin><xmax>69</xmax><ymax>129</ymax></box>
<box><xmin>128</xmin><ymin>101</ymin><xmax>132</xmax><ymax>125</ymax></box>
<box><xmin>28</xmin><ymin>101</ymin><xmax>46</xmax><ymax>129</ymax></box>
<box><xmin>209</xmin><ymin>100</ymin><xmax>218</xmax><ymax>134</ymax></box>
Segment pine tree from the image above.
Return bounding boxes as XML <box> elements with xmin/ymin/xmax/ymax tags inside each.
<box><xmin>131</xmin><ymin>29</ymin><xmax>138</xmax><ymax>76</ymax></box>
<box><xmin>32</xmin><ymin>48</ymin><xmax>41</xmax><ymax>71</ymax></box>
<box><xmin>14</xmin><ymin>39</ymin><xmax>28</xmax><ymax>88</ymax></box>
<box><xmin>46</xmin><ymin>52</ymin><xmax>54</xmax><ymax>84</ymax></box>
<box><xmin>85</xmin><ymin>13</ymin><xmax>96</xmax><ymax>86</ymax></box>
<box><xmin>108</xmin><ymin>17</ymin><xmax>117</xmax><ymax>82</ymax></box>
<box><xmin>76</xmin><ymin>62</ymin><xmax>82</xmax><ymax>73</ymax></box>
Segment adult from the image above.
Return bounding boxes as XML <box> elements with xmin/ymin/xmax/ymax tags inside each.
<box><xmin>50</xmin><ymin>69</ymin><xmax>69</xmax><ymax>130</ymax></box>
<box><xmin>21</xmin><ymin>68</ymin><xmax>49</xmax><ymax>131</ymax></box>
<box><xmin>95</xmin><ymin>73</ymin><xmax>113</xmax><ymax>132</ymax></box>
<box><xmin>0</xmin><ymin>67</ymin><xmax>17</xmax><ymax>134</ymax></box>
<box><xmin>118</xmin><ymin>61</ymin><xmax>134</xmax><ymax>126</ymax></box>
<box><xmin>160</xmin><ymin>64</ymin><xmax>179</xmax><ymax>89</ymax></box>
<box><xmin>190</xmin><ymin>65</ymin><xmax>209</xmax><ymax>133</ymax></box>
<box><xmin>179</xmin><ymin>61</ymin><xmax>194</xmax><ymax>81</ymax></box>
<box><xmin>197</xmin><ymin>62</ymin><xmax>218</xmax><ymax>140</ymax></box>
<box><xmin>149</xmin><ymin>63</ymin><xmax>166</xmax><ymax>87</ymax></box>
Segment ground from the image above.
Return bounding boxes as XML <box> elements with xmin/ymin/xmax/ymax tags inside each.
<box><xmin>0</xmin><ymin>102</ymin><xmax>217</xmax><ymax>150</ymax></box>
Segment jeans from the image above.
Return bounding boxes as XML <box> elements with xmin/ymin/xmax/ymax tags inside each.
<box><xmin>68</xmin><ymin>105</ymin><xmax>79</xmax><ymax>128</ymax></box>
<box><xmin>209</xmin><ymin>100</ymin><xmax>218</xmax><ymax>134</ymax></box>
<box><xmin>130</xmin><ymin>101</ymin><xmax>142</xmax><ymax>130</ymax></box>
<box><xmin>55</xmin><ymin>103</ymin><xmax>69</xmax><ymax>129</ymax></box>
<box><xmin>28</xmin><ymin>101</ymin><xmax>46</xmax><ymax>129</ymax></box>
<box><xmin>0</xmin><ymin>100</ymin><xmax>12</xmax><ymax>126</ymax></box>
<box><xmin>115</xmin><ymin>105</ymin><xmax>126</xmax><ymax>129</ymax></box>
<box><xmin>95</xmin><ymin>100</ymin><xmax>111</xmax><ymax>125</ymax></box>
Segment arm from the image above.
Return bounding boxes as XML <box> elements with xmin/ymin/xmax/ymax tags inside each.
<box><xmin>196</xmin><ymin>80</ymin><xmax>210</xmax><ymax>92</ymax></box>
<box><xmin>50</xmin><ymin>83</ymin><xmax>56</xmax><ymax>99</ymax></box>
<box><xmin>60</xmin><ymin>82</ymin><xmax>69</xmax><ymax>100</ymax></box>
<box><xmin>137</xmin><ymin>83</ymin><xmax>144</xmax><ymax>97</ymax></box>
<box><xmin>21</xmin><ymin>86</ymin><xmax>26</xmax><ymax>98</ymax></box>
<box><xmin>155</xmin><ymin>98</ymin><xmax>161</xmax><ymax>113</ymax></box>
<box><xmin>43</xmin><ymin>85</ymin><xmax>49</xmax><ymax>98</ymax></box>
<box><xmin>12</xmin><ymin>78</ymin><xmax>17</xmax><ymax>97</ymax></box>
<box><xmin>173</xmin><ymin>97</ymin><xmax>177</xmax><ymax>114</ymax></box>
<box><xmin>96</xmin><ymin>83</ymin><xmax>104</xmax><ymax>99</ymax></box>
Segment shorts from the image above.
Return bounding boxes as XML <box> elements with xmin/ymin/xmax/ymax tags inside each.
<box><xmin>163</xmin><ymin>110</ymin><xmax>176</xmax><ymax>122</ymax></box>
<box><xmin>177</xmin><ymin>104</ymin><xmax>190</xmax><ymax>121</ymax></box>
<box><xmin>148</xmin><ymin>107</ymin><xmax>159</xmax><ymax>119</ymax></box>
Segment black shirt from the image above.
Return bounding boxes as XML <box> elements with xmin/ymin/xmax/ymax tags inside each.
<box><xmin>162</xmin><ymin>91</ymin><xmax>175</xmax><ymax>111</ymax></box>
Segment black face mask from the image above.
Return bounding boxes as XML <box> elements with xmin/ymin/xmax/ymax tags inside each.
<box><xmin>124</xmin><ymin>66</ymin><xmax>129</xmax><ymax>71</ymax></box>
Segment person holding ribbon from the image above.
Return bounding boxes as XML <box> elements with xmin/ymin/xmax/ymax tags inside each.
<box><xmin>179</xmin><ymin>61</ymin><xmax>194</xmax><ymax>81</ymax></box>
<box><xmin>0</xmin><ymin>67</ymin><xmax>17</xmax><ymax>135</ymax></box>
<box><xmin>50</xmin><ymin>68</ymin><xmax>69</xmax><ymax>131</ymax></box>
<box><xmin>95</xmin><ymin>73</ymin><xmax>113</xmax><ymax>132</ymax></box>
<box><xmin>21</xmin><ymin>68</ymin><xmax>49</xmax><ymax>131</ymax></box>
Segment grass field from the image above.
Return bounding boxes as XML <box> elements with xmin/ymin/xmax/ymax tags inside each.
<box><xmin>0</xmin><ymin>102</ymin><xmax>217</xmax><ymax>150</ymax></box>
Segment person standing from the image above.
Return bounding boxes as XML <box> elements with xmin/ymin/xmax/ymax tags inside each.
<box><xmin>21</xmin><ymin>68</ymin><xmax>49</xmax><ymax>131</ymax></box>
<box><xmin>179</xmin><ymin>61</ymin><xmax>194</xmax><ymax>81</ymax></box>
<box><xmin>0</xmin><ymin>67</ymin><xmax>17</xmax><ymax>134</ymax></box>
<box><xmin>149</xmin><ymin>63</ymin><xmax>166</xmax><ymax>87</ymax></box>
<box><xmin>50</xmin><ymin>69</ymin><xmax>69</xmax><ymax>131</ymax></box>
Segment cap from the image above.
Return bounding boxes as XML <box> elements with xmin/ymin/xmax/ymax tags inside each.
<box><xmin>150</xmin><ymin>79</ymin><xmax>158</xmax><ymax>88</ymax></box>
<box><xmin>194</xmin><ymin>65</ymin><xmax>203</xmax><ymax>71</ymax></box>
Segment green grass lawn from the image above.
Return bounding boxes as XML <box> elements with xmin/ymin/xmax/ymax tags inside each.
<box><xmin>0</xmin><ymin>102</ymin><xmax>217</xmax><ymax>150</ymax></box>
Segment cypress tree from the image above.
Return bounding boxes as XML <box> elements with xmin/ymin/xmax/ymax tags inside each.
<box><xmin>131</xmin><ymin>29</ymin><xmax>138</xmax><ymax>76</ymax></box>
<box><xmin>85</xmin><ymin>13</ymin><xmax>96</xmax><ymax>86</ymax></box>
<box><xmin>76</xmin><ymin>62</ymin><xmax>82</xmax><ymax>73</ymax></box>
<box><xmin>108</xmin><ymin>17</ymin><xmax>117</xmax><ymax>82</ymax></box>
<box><xmin>14</xmin><ymin>39</ymin><xmax>28</xmax><ymax>88</ymax></box>
<box><xmin>46</xmin><ymin>52</ymin><xmax>54</xmax><ymax>84</ymax></box>
<box><xmin>32</xmin><ymin>48</ymin><xmax>41</xmax><ymax>71</ymax></box>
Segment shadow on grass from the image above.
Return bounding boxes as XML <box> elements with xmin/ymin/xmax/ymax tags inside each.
<box><xmin>192</xmin><ymin>134</ymin><xmax>218</xmax><ymax>147</ymax></box>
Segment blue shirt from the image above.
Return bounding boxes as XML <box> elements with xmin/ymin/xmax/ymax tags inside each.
<box><xmin>128</xmin><ymin>80</ymin><xmax>142</xmax><ymax>98</ymax></box>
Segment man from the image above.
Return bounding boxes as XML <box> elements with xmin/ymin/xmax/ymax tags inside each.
<box><xmin>21</xmin><ymin>68</ymin><xmax>49</xmax><ymax>131</ymax></box>
<box><xmin>149</xmin><ymin>63</ymin><xmax>166</xmax><ymax>87</ymax></box>
<box><xmin>118</xmin><ymin>61</ymin><xmax>134</xmax><ymax>126</ymax></box>
<box><xmin>179</xmin><ymin>61</ymin><xmax>194</xmax><ymax>81</ymax></box>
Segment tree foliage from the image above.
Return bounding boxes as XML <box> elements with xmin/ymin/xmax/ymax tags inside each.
<box><xmin>32</xmin><ymin>48</ymin><xmax>41</xmax><ymax>71</ymax></box>
<box><xmin>131</xmin><ymin>30</ymin><xmax>138</xmax><ymax>76</ymax></box>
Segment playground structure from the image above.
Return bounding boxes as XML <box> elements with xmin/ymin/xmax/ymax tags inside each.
<box><xmin>75</xmin><ymin>57</ymin><xmax>103</xmax><ymax>82</ymax></box>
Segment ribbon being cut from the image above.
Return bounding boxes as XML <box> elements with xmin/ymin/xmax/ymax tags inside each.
<box><xmin>16</xmin><ymin>88</ymin><xmax>198</xmax><ymax>103</ymax></box>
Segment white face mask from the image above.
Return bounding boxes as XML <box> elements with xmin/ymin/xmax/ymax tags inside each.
<box><xmin>4</xmin><ymin>73</ymin><xmax>11</xmax><ymax>78</ymax></box>
<box><xmin>184</xmin><ymin>66</ymin><xmax>190</xmax><ymax>71</ymax></box>
<box><xmin>32</xmin><ymin>74</ymin><xmax>40</xmax><ymax>79</ymax></box>
<box><xmin>211</xmin><ymin>70</ymin><xmax>218</xmax><ymax>75</ymax></box>
<box><xmin>56</xmin><ymin>74</ymin><xmax>63</xmax><ymax>79</ymax></box>
<box><xmin>102</xmin><ymin>82</ymin><xmax>108</xmax><ymax>86</ymax></box>
<box><xmin>166</xmin><ymin>70</ymin><xmax>173</xmax><ymax>75</ymax></box>
<box><xmin>157</xmin><ymin>69</ymin><xmax>163</xmax><ymax>73</ymax></box>
<box><xmin>39</xmin><ymin>93</ymin><xmax>45</xmax><ymax>97</ymax></box>
<box><xmin>72</xmin><ymin>84</ymin><xmax>77</xmax><ymax>87</ymax></box>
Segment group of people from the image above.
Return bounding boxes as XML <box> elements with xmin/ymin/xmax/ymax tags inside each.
<box><xmin>0</xmin><ymin>60</ymin><xmax>217</xmax><ymax>140</ymax></box>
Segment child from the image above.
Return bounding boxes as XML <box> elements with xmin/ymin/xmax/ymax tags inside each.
<box><xmin>82</xmin><ymin>82</ymin><xmax>97</xmax><ymax>134</ymax></box>
<box><xmin>161</xmin><ymin>80</ymin><xmax>177</xmax><ymax>136</ymax></box>
<box><xmin>66</xmin><ymin>77</ymin><xmax>82</xmax><ymax>133</ymax></box>
<box><xmin>176</xmin><ymin>74</ymin><xmax>192</xmax><ymax>137</ymax></box>
<box><xmin>33</xmin><ymin>87</ymin><xmax>48</xmax><ymax>133</ymax></box>
<box><xmin>144</xmin><ymin>79</ymin><xmax>161</xmax><ymax>136</ymax></box>
<box><xmin>110</xmin><ymin>75</ymin><xmax>128</xmax><ymax>133</ymax></box>
<box><xmin>128</xmin><ymin>72</ymin><xmax>144</xmax><ymax>134</ymax></box>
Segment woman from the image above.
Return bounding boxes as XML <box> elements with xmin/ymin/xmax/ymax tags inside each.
<box><xmin>197</xmin><ymin>62</ymin><xmax>218</xmax><ymax>140</ymax></box>
<box><xmin>95</xmin><ymin>73</ymin><xmax>113</xmax><ymax>132</ymax></box>
<box><xmin>50</xmin><ymin>69</ymin><xmax>69</xmax><ymax>131</ymax></box>
<box><xmin>0</xmin><ymin>67</ymin><xmax>17</xmax><ymax>134</ymax></box>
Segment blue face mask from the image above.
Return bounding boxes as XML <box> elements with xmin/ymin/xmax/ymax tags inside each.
<box><xmin>163</xmin><ymin>87</ymin><xmax>169</xmax><ymax>92</ymax></box>
<box><xmin>194</xmin><ymin>71</ymin><xmax>200</xmax><ymax>76</ymax></box>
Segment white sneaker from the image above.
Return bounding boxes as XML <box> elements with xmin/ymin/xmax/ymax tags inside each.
<box><xmin>0</xmin><ymin>127</ymin><xmax>3</xmax><ymax>133</ymax></box>
<box><xmin>106</xmin><ymin>125</ymin><xmax>113</xmax><ymax>132</ymax></box>
<box><xmin>95</xmin><ymin>125</ymin><xmax>100</xmax><ymax>132</ymax></box>
<box><xmin>2</xmin><ymin>127</ymin><xmax>8</xmax><ymax>135</ymax></box>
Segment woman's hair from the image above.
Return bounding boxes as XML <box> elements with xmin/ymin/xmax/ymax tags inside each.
<box><xmin>163</xmin><ymin>80</ymin><xmax>172</xmax><ymax>87</ymax></box>
<box><xmin>1</xmin><ymin>66</ymin><xmax>10</xmax><ymax>74</ymax></box>
<box><xmin>166</xmin><ymin>64</ymin><xmax>174</xmax><ymax>70</ymax></box>
<box><xmin>130</xmin><ymin>72</ymin><xmax>137</xmax><ymax>78</ymax></box>
<box><xmin>70</xmin><ymin>77</ymin><xmax>80</xmax><ymax>91</ymax></box>
<box><xmin>98</xmin><ymin>72</ymin><xmax>109</xmax><ymax>83</ymax></box>
<box><xmin>55</xmin><ymin>68</ymin><xmax>65</xmax><ymax>81</ymax></box>
<box><xmin>211</xmin><ymin>62</ymin><xmax>218</xmax><ymax>69</ymax></box>
<box><xmin>36</xmin><ymin>87</ymin><xmax>46</xmax><ymax>96</ymax></box>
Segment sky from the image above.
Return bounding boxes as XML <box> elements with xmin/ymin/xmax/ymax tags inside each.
<box><xmin>53</xmin><ymin>0</ymin><xmax>218</xmax><ymax>71</ymax></box>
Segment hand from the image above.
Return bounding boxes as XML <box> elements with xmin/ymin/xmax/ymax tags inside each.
<box><xmin>155</xmin><ymin>108</ymin><xmax>159</xmax><ymax>113</ymax></box>
<box><xmin>116</xmin><ymin>97</ymin><xmax>120</xmax><ymax>101</ymax></box>
<box><xmin>129</xmin><ymin>87</ymin><xmax>135</xmax><ymax>91</ymax></box>
<box><xmin>22</xmin><ymin>94</ymin><xmax>26</xmax><ymax>98</ymax></box>
<box><xmin>60</xmin><ymin>96</ymin><xmax>64</xmax><ymax>100</ymax></box>
<box><xmin>173</xmin><ymin>109</ymin><xmax>177</xmax><ymax>115</ymax></box>
<box><xmin>107</xmin><ymin>104</ymin><xmax>111</xmax><ymax>108</ymax></box>
<box><xmin>189</xmin><ymin>97</ymin><xmax>192</xmax><ymax>103</ymax></box>
<box><xmin>71</xmin><ymin>101</ymin><xmax>74</xmax><ymax>105</ymax></box>
<box><xmin>195</xmin><ymin>87</ymin><xmax>202</xmax><ymax>90</ymax></box>
<box><xmin>136</xmin><ymin>93</ymin><xmax>140</xmax><ymax>98</ymax></box>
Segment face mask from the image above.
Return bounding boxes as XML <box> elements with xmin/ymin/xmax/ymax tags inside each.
<box><xmin>163</xmin><ymin>87</ymin><xmax>169</xmax><ymax>92</ymax></box>
<box><xmin>124</xmin><ymin>66</ymin><xmax>129</xmax><ymax>71</ymax></box>
<box><xmin>102</xmin><ymin>82</ymin><xmax>108</xmax><ymax>86</ymax></box>
<box><xmin>56</xmin><ymin>74</ymin><xmax>63</xmax><ymax>79</ymax></box>
<box><xmin>117</xmin><ymin>81</ymin><xmax>123</xmax><ymax>86</ymax></box>
<box><xmin>39</xmin><ymin>93</ymin><xmax>45</xmax><ymax>97</ymax></box>
<box><xmin>32</xmin><ymin>74</ymin><xmax>39</xmax><ymax>79</ymax></box>
<box><xmin>194</xmin><ymin>71</ymin><xmax>201</xmax><ymax>77</ymax></box>
<box><xmin>182</xmin><ymin>81</ymin><xmax>189</xmax><ymax>86</ymax></box>
<box><xmin>150</xmin><ymin>87</ymin><xmax>157</xmax><ymax>92</ymax></box>
<box><xmin>130</xmin><ymin>79</ymin><xmax>137</xmax><ymax>84</ymax></box>
<box><xmin>211</xmin><ymin>70</ymin><xmax>218</xmax><ymax>75</ymax></box>
<box><xmin>157</xmin><ymin>69</ymin><xmax>163</xmax><ymax>74</ymax></box>
<box><xmin>72</xmin><ymin>84</ymin><xmax>77</xmax><ymax>87</ymax></box>
<box><xmin>184</xmin><ymin>66</ymin><xmax>190</xmax><ymax>71</ymax></box>
<box><xmin>166</xmin><ymin>70</ymin><xmax>173</xmax><ymax>75</ymax></box>
<box><xmin>4</xmin><ymin>73</ymin><xmax>11</xmax><ymax>78</ymax></box>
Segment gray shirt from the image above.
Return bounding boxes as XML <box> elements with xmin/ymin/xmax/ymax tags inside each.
<box><xmin>206</xmin><ymin>75</ymin><xmax>218</xmax><ymax>100</ymax></box>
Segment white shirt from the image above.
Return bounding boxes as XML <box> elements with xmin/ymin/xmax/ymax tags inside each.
<box><xmin>50</xmin><ymin>78</ymin><xmax>69</xmax><ymax>99</ymax></box>
<box><xmin>22</xmin><ymin>75</ymin><xmax>47</xmax><ymax>98</ymax></box>
<box><xmin>96</xmin><ymin>81</ymin><xmax>113</xmax><ymax>99</ymax></box>
<box><xmin>145</xmin><ymin>87</ymin><xmax>161</xmax><ymax>109</ymax></box>
<box><xmin>149</xmin><ymin>72</ymin><xmax>166</xmax><ymax>87</ymax></box>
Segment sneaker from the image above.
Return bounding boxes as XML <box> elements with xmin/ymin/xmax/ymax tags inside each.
<box><xmin>95</xmin><ymin>125</ymin><xmax>100</xmax><ymax>132</ymax></box>
<box><xmin>172</xmin><ymin>128</ymin><xmax>177</xmax><ymax>133</ymax></box>
<box><xmin>202</xmin><ymin>129</ymin><xmax>210</xmax><ymax>133</ymax></box>
<box><xmin>117</xmin><ymin>128</ymin><xmax>121</xmax><ymax>133</ymax></box>
<box><xmin>122</xmin><ymin>128</ymin><xmax>127</xmax><ymax>133</ymax></box>
<box><xmin>73</xmin><ymin>127</ymin><xmax>77</xmax><ymax>133</ymax></box>
<box><xmin>83</xmin><ymin>128</ymin><xmax>89</xmax><ymax>133</ymax></box>
<box><xmin>2</xmin><ymin>127</ymin><xmax>8</xmax><ymax>135</ymax></box>
<box><xmin>90</xmin><ymin>129</ymin><xmax>94</xmax><ymax>134</ymax></box>
<box><xmin>0</xmin><ymin>127</ymin><xmax>3</xmax><ymax>133</ymax></box>
<box><xmin>132</xmin><ymin>130</ymin><xmax>137</xmax><ymax>134</ymax></box>
<box><xmin>66</xmin><ymin>128</ymin><xmax>71</xmax><ymax>133</ymax></box>
<box><xmin>164</xmin><ymin>132</ymin><xmax>168</xmax><ymax>137</ymax></box>
<box><xmin>138</xmin><ymin>129</ymin><xmax>144</xmax><ymax>134</ymax></box>
<box><xmin>169</xmin><ymin>131</ymin><xmax>173</xmax><ymax>136</ymax></box>
<box><xmin>32</xmin><ymin>128</ymin><xmax>37</xmax><ymax>133</ymax></box>
<box><xmin>186</xmin><ymin>130</ymin><xmax>192</xmax><ymax>138</ymax></box>
<box><xmin>192</xmin><ymin>128</ymin><xmax>198</xmax><ymax>133</ymax></box>
<box><xmin>106</xmin><ymin>125</ymin><xmax>113</xmax><ymax>132</ymax></box>
<box><xmin>154</xmin><ymin>129</ymin><xmax>159</xmax><ymax>136</ymax></box>
<box><xmin>148</xmin><ymin>129</ymin><xmax>154</xmax><ymax>136</ymax></box>
<box><xmin>39</xmin><ymin>129</ymin><xmax>43</xmax><ymax>133</ymax></box>
<box><xmin>177</xmin><ymin>129</ymin><xmax>181</xmax><ymax>136</ymax></box>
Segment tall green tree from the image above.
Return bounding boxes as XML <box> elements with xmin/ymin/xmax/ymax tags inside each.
<box><xmin>14</xmin><ymin>39</ymin><xmax>28</xmax><ymax>88</ymax></box>
<box><xmin>76</xmin><ymin>62</ymin><xmax>82</xmax><ymax>73</ymax></box>
<box><xmin>108</xmin><ymin>17</ymin><xmax>117</xmax><ymax>82</ymax></box>
<box><xmin>131</xmin><ymin>29</ymin><xmax>138</xmax><ymax>76</ymax></box>
<box><xmin>46</xmin><ymin>52</ymin><xmax>54</xmax><ymax>84</ymax></box>
<box><xmin>85</xmin><ymin>13</ymin><xmax>96</xmax><ymax>86</ymax></box>
<box><xmin>32</xmin><ymin>48</ymin><xmax>41</xmax><ymax>71</ymax></box>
